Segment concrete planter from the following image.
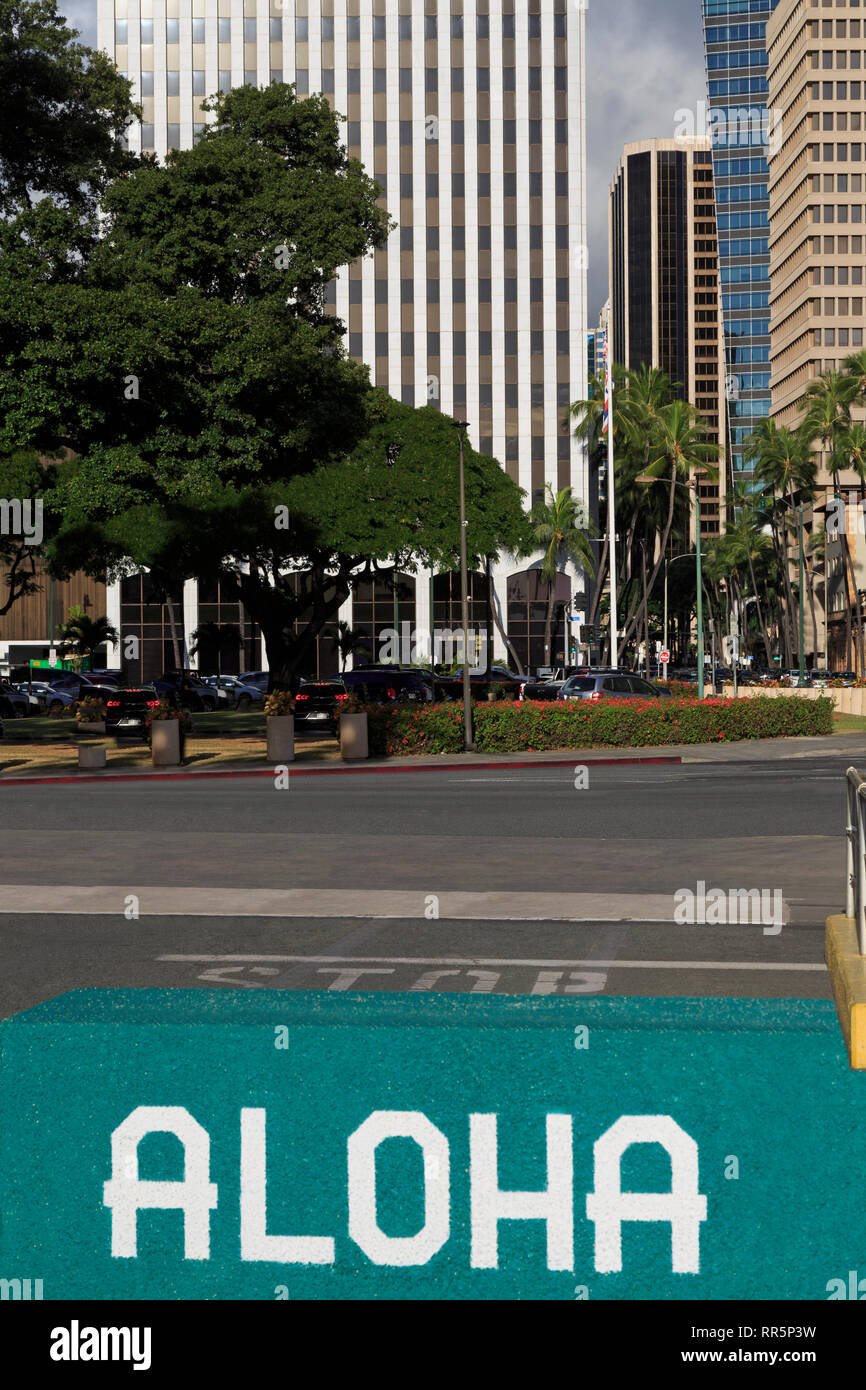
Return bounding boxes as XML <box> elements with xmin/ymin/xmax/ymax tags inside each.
<box><xmin>76</xmin><ymin>721</ymin><xmax>106</xmax><ymax>737</ymax></box>
<box><xmin>340</xmin><ymin>712</ymin><xmax>369</xmax><ymax>761</ymax></box>
<box><xmin>151</xmin><ymin>719</ymin><xmax>182</xmax><ymax>767</ymax></box>
<box><xmin>266</xmin><ymin>715</ymin><xmax>295</xmax><ymax>763</ymax></box>
<box><xmin>78</xmin><ymin>745</ymin><xmax>106</xmax><ymax>770</ymax></box>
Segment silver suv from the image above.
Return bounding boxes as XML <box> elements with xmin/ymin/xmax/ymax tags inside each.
<box><xmin>558</xmin><ymin>673</ymin><xmax>670</xmax><ymax>702</ymax></box>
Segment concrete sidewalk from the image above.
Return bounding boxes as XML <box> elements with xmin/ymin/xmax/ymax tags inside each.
<box><xmin>0</xmin><ymin>731</ymin><xmax>864</xmax><ymax>784</ymax></box>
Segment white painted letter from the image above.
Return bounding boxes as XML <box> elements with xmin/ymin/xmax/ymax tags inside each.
<box><xmin>470</xmin><ymin>1114</ymin><xmax>573</xmax><ymax>1271</ymax></box>
<box><xmin>103</xmin><ymin>1106</ymin><xmax>218</xmax><ymax>1259</ymax></box>
<box><xmin>240</xmin><ymin>1108</ymin><xmax>334</xmax><ymax>1264</ymax></box>
<box><xmin>348</xmin><ymin>1111</ymin><xmax>450</xmax><ymax>1266</ymax></box>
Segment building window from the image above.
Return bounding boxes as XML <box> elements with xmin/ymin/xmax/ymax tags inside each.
<box><xmin>141</xmin><ymin>124</ymin><xmax>155</xmax><ymax>149</ymax></box>
<box><xmin>295</xmin><ymin>17</ymin><xmax>307</xmax><ymax>41</ymax></box>
<box><xmin>167</xmin><ymin>124</ymin><xmax>180</xmax><ymax>149</ymax></box>
<box><xmin>166</xmin><ymin>18</ymin><xmax>179</xmax><ymax>43</ymax></box>
<box><xmin>348</xmin><ymin>16</ymin><xmax>360</xmax><ymax>41</ymax></box>
<box><xmin>322</xmin><ymin>16</ymin><xmax>334</xmax><ymax>40</ymax></box>
<box><xmin>269</xmin><ymin>18</ymin><xmax>281</xmax><ymax>40</ymax></box>
<box><xmin>219</xmin><ymin>70</ymin><xmax>231</xmax><ymax>94</ymax></box>
<box><xmin>141</xmin><ymin>71</ymin><xmax>154</xmax><ymax>95</ymax></box>
<box><xmin>167</xmin><ymin>70</ymin><xmax>180</xmax><ymax>95</ymax></box>
<box><xmin>192</xmin><ymin>71</ymin><xmax>205</xmax><ymax>95</ymax></box>
<box><xmin>115</xmin><ymin>19</ymin><xmax>127</xmax><ymax>42</ymax></box>
<box><xmin>192</xmin><ymin>18</ymin><xmax>205</xmax><ymax>43</ymax></box>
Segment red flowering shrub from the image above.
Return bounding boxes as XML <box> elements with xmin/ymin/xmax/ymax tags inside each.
<box><xmin>364</xmin><ymin>696</ymin><xmax>833</xmax><ymax>757</ymax></box>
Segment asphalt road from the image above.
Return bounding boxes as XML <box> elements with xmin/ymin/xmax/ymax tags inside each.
<box><xmin>0</xmin><ymin>753</ymin><xmax>854</xmax><ymax>1017</ymax></box>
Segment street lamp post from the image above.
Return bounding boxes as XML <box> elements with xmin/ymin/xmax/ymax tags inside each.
<box><xmin>664</xmin><ymin>552</ymin><xmax>698</xmax><ymax>667</ymax></box>
<box><xmin>453</xmin><ymin>421</ymin><xmax>474</xmax><ymax>752</ymax></box>
<box><xmin>638</xmin><ymin>474</ymin><xmax>705</xmax><ymax>698</ymax></box>
<box><xmin>798</xmin><ymin>503</ymin><xmax>806</xmax><ymax>689</ymax></box>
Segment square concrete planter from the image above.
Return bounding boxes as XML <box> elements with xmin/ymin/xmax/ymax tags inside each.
<box><xmin>78</xmin><ymin>745</ymin><xmax>106</xmax><ymax>770</ymax></box>
<box><xmin>340</xmin><ymin>712</ymin><xmax>369</xmax><ymax>761</ymax></box>
<box><xmin>151</xmin><ymin>720</ymin><xmax>182</xmax><ymax>766</ymax></box>
<box><xmin>77</xmin><ymin>721</ymin><xmax>106</xmax><ymax>737</ymax></box>
<box><xmin>266</xmin><ymin>715</ymin><xmax>295</xmax><ymax>762</ymax></box>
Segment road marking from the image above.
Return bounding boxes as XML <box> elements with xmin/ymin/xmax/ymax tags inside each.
<box><xmin>0</xmin><ymin>885</ymin><xmax>792</xmax><ymax>922</ymax></box>
<box><xmin>159</xmin><ymin>953</ymin><xmax>825</xmax><ymax>972</ymax></box>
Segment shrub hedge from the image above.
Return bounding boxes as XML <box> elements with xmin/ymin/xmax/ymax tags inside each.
<box><xmin>363</xmin><ymin>695</ymin><xmax>833</xmax><ymax>757</ymax></box>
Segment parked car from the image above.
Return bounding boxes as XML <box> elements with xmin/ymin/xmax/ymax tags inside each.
<box><xmin>341</xmin><ymin>668</ymin><xmax>433</xmax><ymax>705</ymax></box>
<box><xmin>558</xmin><ymin>673</ymin><xmax>670</xmax><ymax>703</ymax></box>
<box><xmin>293</xmin><ymin>679</ymin><xmax>349</xmax><ymax>733</ymax></box>
<box><xmin>202</xmin><ymin>675</ymin><xmax>264</xmax><ymax>711</ymax></box>
<box><xmin>154</xmin><ymin>671</ymin><xmax>218</xmax><ymax>712</ymax></box>
<box><xmin>353</xmin><ymin>664</ymin><xmax>437</xmax><ymax>701</ymax></box>
<box><xmin>0</xmin><ymin>680</ymin><xmax>30</xmax><ymax>719</ymax></box>
<box><xmin>104</xmin><ymin>686</ymin><xmax>163</xmax><ymax>742</ymax></box>
<box><xmin>17</xmin><ymin>681</ymin><xmax>76</xmax><ymax>714</ymax></box>
<box><xmin>435</xmin><ymin>666</ymin><xmax>524</xmax><ymax>700</ymax></box>
<box><xmin>238</xmin><ymin>671</ymin><xmax>270</xmax><ymax>692</ymax></box>
<box><xmin>810</xmin><ymin>669</ymin><xmax>831</xmax><ymax>688</ymax></box>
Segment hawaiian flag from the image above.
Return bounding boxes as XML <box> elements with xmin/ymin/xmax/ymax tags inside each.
<box><xmin>601</xmin><ymin>331</ymin><xmax>611</xmax><ymax>436</ymax></box>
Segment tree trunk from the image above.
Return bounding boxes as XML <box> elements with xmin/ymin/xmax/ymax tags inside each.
<box><xmin>488</xmin><ymin>569</ymin><xmax>525</xmax><ymax>676</ymax></box>
<box><xmin>745</xmin><ymin>545</ymin><xmax>773</xmax><ymax>666</ymax></box>
<box><xmin>164</xmin><ymin>594</ymin><xmax>183</xmax><ymax>670</ymax></box>
<box><xmin>543</xmin><ymin>577</ymin><xmax>555</xmax><ymax>667</ymax></box>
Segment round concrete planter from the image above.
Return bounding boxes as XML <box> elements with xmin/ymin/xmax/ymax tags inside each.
<box><xmin>340</xmin><ymin>712</ymin><xmax>369</xmax><ymax>761</ymax></box>
<box><xmin>78</xmin><ymin>745</ymin><xmax>106</xmax><ymax>770</ymax></box>
<box><xmin>266</xmin><ymin>715</ymin><xmax>295</xmax><ymax>763</ymax></box>
<box><xmin>151</xmin><ymin>719</ymin><xmax>182</xmax><ymax>766</ymax></box>
<box><xmin>77</xmin><ymin>721</ymin><xmax>106</xmax><ymax>737</ymax></box>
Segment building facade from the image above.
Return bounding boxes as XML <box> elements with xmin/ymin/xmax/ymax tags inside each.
<box><xmin>702</xmin><ymin>0</ymin><xmax>779</xmax><ymax>491</ymax></box>
<box><xmin>767</xmin><ymin>0</ymin><xmax>866</xmax><ymax>669</ymax></box>
<box><xmin>608</xmin><ymin>137</ymin><xmax>728</xmax><ymax>536</ymax></box>
<box><xmin>86</xmin><ymin>0</ymin><xmax>589</xmax><ymax>677</ymax></box>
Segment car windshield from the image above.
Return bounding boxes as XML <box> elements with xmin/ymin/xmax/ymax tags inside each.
<box><xmin>564</xmin><ymin>677</ymin><xmax>597</xmax><ymax>691</ymax></box>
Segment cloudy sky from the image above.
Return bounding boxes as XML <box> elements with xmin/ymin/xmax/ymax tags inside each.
<box><xmin>58</xmin><ymin>0</ymin><xmax>708</xmax><ymax>319</ymax></box>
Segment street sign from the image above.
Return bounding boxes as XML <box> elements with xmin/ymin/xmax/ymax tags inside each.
<box><xmin>2</xmin><ymin>989</ymin><xmax>866</xmax><ymax>1300</ymax></box>
<box><xmin>660</xmin><ymin>651</ymin><xmax>670</xmax><ymax>665</ymax></box>
<box><xmin>29</xmin><ymin>658</ymin><xmax>75</xmax><ymax>673</ymax></box>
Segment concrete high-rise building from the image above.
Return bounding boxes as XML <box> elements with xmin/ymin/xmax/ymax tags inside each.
<box><xmin>702</xmin><ymin>0</ymin><xmax>779</xmax><ymax>491</ymax></box>
<box><xmin>608</xmin><ymin>137</ymin><xmax>728</xmax><ymax>535</ymax></box>
<box><xmin>96</xmin><ymin>0</ymin><xmax>590</xmax><ymax>677</ymax></box>
<box><xmin>767</xmin><ymin>0</ymin><xmax>866</xmax><ymax>670</ymax></box>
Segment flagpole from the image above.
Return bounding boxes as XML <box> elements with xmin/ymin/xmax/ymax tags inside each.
<box><xmin>605</xmin><ymin>308</ymin><xmax>618</xmax><ymax>666</ymax></box>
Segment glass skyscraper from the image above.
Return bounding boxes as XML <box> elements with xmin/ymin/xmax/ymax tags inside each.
<box><xmin>702</xmin><ymin>0</ymin><xmax>779</xmax><ymax>488</ymax></box>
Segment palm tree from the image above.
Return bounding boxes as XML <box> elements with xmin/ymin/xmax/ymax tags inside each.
<box><xmin>630</xmin><ymin>399</ymin><xmax>719</xmax><ymax>665</ymax></box>
<box><xmin>56</xmin><ymin>608</ymin><xmax>119</xmax><ymax>669</ymax></box>
<box><xmin>828</xmin><ymin>422</ymin><xmax>866</xmax><ymax>672</ymax></box>
<box><xmin>530</xmin><ymin>486</ymin><xmax>597</xmax><ymax>667</ymax></box>
<box><xmin>723</xmin><ymin>483</ymin><xmax>775</xmax><ymax>665</ymax></box>
<box><xmin>744</xmin><ymin>420</ymin><xmax>816</xmax><ymax>667</ymax></box>
<box><xmin>188</xmin><ymin>621</ymin><xmax>242</xmax><ymax>680</ymax></box>
<box><xmin>321</xmin><ymin>619</ymin><xmax>373</xmax><ymax>672</ymax></box>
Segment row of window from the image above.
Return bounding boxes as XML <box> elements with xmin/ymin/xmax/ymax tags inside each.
<box><xmin>814</xmin><ymin>296</ymin><xmax>866</xmax><ymax>312</ymax></box>
<box><xmin>376</xmin><ymin>173</ymin><xmax>572</xmax><ymax>199</ymax></box>
<box><xmin>707</xmin><ymin>48</ymin><xmax>768</xmax><ymax>68</ymax></box>
<box><xmin>815</xmin><ymin>50</ymin><xmax>866</xmax><ymax>70</ymax></box>
<box><xmin>359</xmin><ymin>279</ymin><xmax>571</xmax><ymax>304</ymax></box>
<box><xmin>729</xmin><ymin>396</ymin><xmax>771</xmax><ymax>416</ymax></box>
<box><xmin>117</xmin><ymin>14</ymin><xmax>569</xmax><ymax>45</ymax></box>
<box><xmin>718</xmin><ymin>235</ymin><xmax>769</xmax><ymax>254</ymax></box>
<box><xmin>716</xmin><ymin>182</ymin><xmax>768</xmax><ymax>202</ymax></box>
<box><xmin>814</xmin><ymin>18</ymin><xmax>866</xmax><ymax>36</ymax></box>
<box><xmin>703</xmin><ymin>0</ymin><xmax>774</xmax><ymax>16</ymax></box>
<box><xmin>814</xmin><ymin>233</ymin><xmax>866</xmax><ymax>249</ymax></box>
<box><xmin>709</xmin><ymin>77</ymin><xmax>769</xmax><ymax>95</ymax></box>
<box><xmin>815</xmin><ymin>327</ymin><xmax>866</xmax><ymax>346</ymax></box>
<box><xmin>814</xmin><ymin>173</ymin><xmax>866</xmax><ymax>193</ymax></box>
<box><xmin>705</xmin><ymin>22</ymin><xmax>767</xmax><ymax>40</ymax></box>
<box><xmin>723</xmin><ymin>291</ymin><xmax>770</xmax><ymax>308</ymax></box>
<box><xmin>813</xmin><ymin>202</ymin><xmax>866</xmax><ymax>220</ymax></box>
<box><xmin>713</xmin><ymin>156</ymin><xmax>768</xmax><ymax>175</ymax></box>
<box><xmin>363</xmin><ymin>331</ymin><xmax>577</xmax><ymax>358</ymax></box>
<box><xmin>814</xmin><ymin>264</ymin><xmax>866</xmax><ymax>282</ymax></box>
<box><xmin>400</xmin><ymin>225</ymin><xmax>571</xmax><ymax>251</ymax></box>
<box><xmin>726</xmin><ymin>317</ymin><xmax>771</xmax><ymax>335</ymax></box>
<box><xmin>720</xmin><ymin>263</ymin><xmax>770</xmax><ymax>281</ymax></box>
<box><xmin>728</xmin><ymin>344</ymin><xmax>771</xmax><ymax>362</ymax></box>
<box><xmin>813</xmin><ymin>80</ymin><xmax>866</xmax><ymax>98</ymax></box>
<box><xmin>354</xmin><ymin>119</ymin><xmax>571</xmax><ymax>147</ymax></box>
<box><xmin>730</xmin><ymin>371</ymin><xmax>771</xmax><ymax>388</ymax></box>
<box><xmin>718</xmin><ymin>210</ymin><xmax>770</xmax><ymax>228</ymax></box>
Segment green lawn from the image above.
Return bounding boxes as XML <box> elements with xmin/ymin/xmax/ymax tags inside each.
<box><xmin>2</xmin><ymin>709</ymin><xmax>266</xmax><ymax>743</ymax></box>
<box><xmin>833</xmin><ymin>714</ymin><xmax>866</xmax><ymax>734</ymax></box>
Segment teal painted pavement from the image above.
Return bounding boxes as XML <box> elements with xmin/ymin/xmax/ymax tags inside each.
<box><xmin>0</xmin><ymin>989</ymin><xmax>864</xmax><ymax>1300</ymax></box>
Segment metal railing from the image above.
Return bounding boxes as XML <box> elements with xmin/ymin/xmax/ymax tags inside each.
<box><xmin>846</xmin><ymin>768</ymin><xmax>866</xmax><ymax>953</ymax></box>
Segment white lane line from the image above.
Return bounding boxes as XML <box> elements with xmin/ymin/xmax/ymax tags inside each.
<box><xmin>159</xmin><ymin>953</ymin><xmax>825</xmax><ymax>972</ymax></box>
<box><xmin>0</xmin><ymin>885</ymin><xmax>791</xmax><ymax>922</ymax></box>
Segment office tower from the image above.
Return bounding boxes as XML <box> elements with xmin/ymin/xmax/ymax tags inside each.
<box><xmin>97</xmin><ymin>1</ymin><xmax>589</xmax><ymax>676</ymax></box>
<box><xmin>609</xmin><ymin>138</ymin><xmax>727</xmax><ymax>536</ymax></box>
<box><xmin>702</xmin><ymin>0</ymin><xmax>779</xmax><ymax>491</ymax></box>
<box><xmin>767</xmin><ymin>0</ymin><xmax>866</xmax><ymax>670</ymax></box>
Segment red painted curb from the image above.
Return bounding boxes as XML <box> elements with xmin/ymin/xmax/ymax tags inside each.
<box><xmin>0</xmin><ymin>753</ymin><xmax>683</xmax><ymax>787</ymax></box>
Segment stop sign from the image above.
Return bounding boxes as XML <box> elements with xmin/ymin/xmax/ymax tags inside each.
<box><xmin>660</xmin><ymin>651</ymin><xmax>670</xmax><ymax>664</ymax></box>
